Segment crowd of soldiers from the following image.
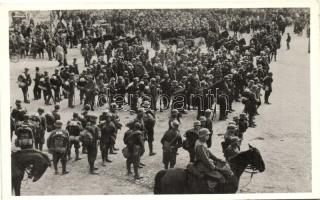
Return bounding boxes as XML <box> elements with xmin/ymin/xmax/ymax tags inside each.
<box><xmin>11</xmin><ymin>9</ymin><xmax>309</xmax><ymax>184</ymax></box>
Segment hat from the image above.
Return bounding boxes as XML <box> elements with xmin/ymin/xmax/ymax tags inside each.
<box><xmin>73</xmin><ymin>112</ymin><xmax>79</xmax><ymax>118</ymax></box>
<box><xmin>194</xmin><ymin>120</ymin><xmax>201</xmax><ymax>126</ymax></box>
<box><xmin>199</xmin><ymin>116</ymin><xmax>206</xmax><ymax>122</ymax></box>
<box><xmin>205</xmin><ymin>109</ymin><xmax>212</xmax><ymax>114</ymax></box>
<box><xmin>199</xmin><ymin>128</ymin><xmax>210</xmax><ymax>138</ymax></box>
<box><xmin>171</xmin><ymin>109</ymin><xmax>179</xmax><ymax>115</ymax></box>
<box><xmin>171</xmin><ymin>120</ymin><xmax>180</xmax><ymax>127</ymax></box>
<box><xmin>227</xmin><ymin>124</ymin><xmax>238</xmax><ymax>130</ymax></box>
<box><xmin>240</xmin><ymin>113</ymin><xmax>247</xmax><ymax>118</ymax></box>
<box><xmin>84</xmin><ymin>104</ymin><xmax>91</xmax><ymax>111</ymax></box>
<box><xmin>54</xmin><ymin>120</ymin><xmax>63</xmax><ymax>127</ymax></box>
<box><xmin>37</xmin><ymin>107</ymin><xmax>44</xmax><ymax>113</ymax></box>
<box><xmin>54</xmin><ymin>105</ymin><xmax>60</xmax><ymax>110</ymax></box>
<box><xmin>142</xmin><ymin>101</ymin><xmax>151</xmax><ymax>107</ymax></box>
<box><xmin>15</xmin><ymin>99</ymin><xmax>22</xmax><ymax>104</ymax></box>
<box><xmin>230</xmin><ymin>136</ymin><xmax>240</xmax><ymax>144</ymax></box>
<box><xmin>134</xmin><ymin>122</ymin><xmax>141</xmax><ymax>129</ymax></box>
<box><xmin>137</xmin><ymin>108</ymin><xmax>145</xmax><ymax>113</ymax></box>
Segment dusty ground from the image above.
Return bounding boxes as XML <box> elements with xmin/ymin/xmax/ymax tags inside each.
<box><xmin>10</xmin><ymin>27</ymin><xmax>311</xmax><ymax>195</ymax></box>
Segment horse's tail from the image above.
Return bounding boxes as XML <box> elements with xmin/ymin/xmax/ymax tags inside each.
<box><xmin>154</xmin><ymin>170</ymin><xmax>167</xmax><ymax>194</ymax></box>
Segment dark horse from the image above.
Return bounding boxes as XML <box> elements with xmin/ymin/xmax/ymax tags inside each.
<box><xmin>154</xmin><ymin>144</ymin><xmax>265</xmax><ymax>194</ymax></box>
<box><xmin>12</xmin><ymin>149</ymin><xmax>51</xmax><ymax>196</ymax></box>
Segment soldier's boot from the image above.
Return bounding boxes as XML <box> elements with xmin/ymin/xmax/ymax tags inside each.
<box><xmin>148</xmin><ymin>142</ymin><xmax>156</xmax><ymax>156</ymax></box>
<box><xmin>75</xmin><ymin>149</ymin><xmax>81</xmax><ymax>161</ymax></box>
<box><xmin>53</xmin><ymin>162</ymin><xmax>59</xmax><ymax>175</ymax></box>
<box><xmin>39</xmin><ymin>144</ymin><xmax>43</xmax><ymax>151</ymax></box>
<box><xmin>126</xmin><ymin>161</ymin><xmax>132</xmax><ymax>175</ymax></box>
<box><xmin>164</xmin><ymin>164</ymin><xmax>169</xmax><ymax>169</ymax></box>
<box><xmin>82</xmin><ymin>146</ymin><xmax>87</xmax><ymax>154</ymax></box>
<box><xmin>110</xmin><ymin>147</ymin><xmax>117</xmax><ymax>154</ymax></box>
<box><xmin>133</xmin><ymin>164</ymin><xmax>143</xmax><ymax>180</ymax></box>
<box><xmin>61</xmin><ymin>162</ymin><xmax>69</xmax><ymax>175</ymax></box>
<box><xmin>35</xmin><ymin>143</ymin><xmax>39</xmax><ymax>150</ymax></box>
<box><xmin>89</xmin><ymin>162</ymin><xmax>99</xmax><ymax>175</ymax></box>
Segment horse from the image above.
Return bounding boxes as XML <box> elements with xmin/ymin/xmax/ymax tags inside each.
<box><xmin>154</xmin><ymin>144</ymin><xmax>265</xmax><ymax>194</ymax></box>
<box><xmin>11</xmin><ymin>149</ymin><xmax>51</xmax><ymax>196</ymax></box>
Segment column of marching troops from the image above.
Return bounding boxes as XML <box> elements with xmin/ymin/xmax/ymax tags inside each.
<box><xmin>11</xmin><ymin>9</ymin><xmax>310</xmax><ymax>184</ymax></box>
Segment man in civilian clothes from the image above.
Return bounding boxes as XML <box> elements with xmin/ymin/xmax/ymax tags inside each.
<box><xmin>33</xmin><ymin>67</ymin><xmax>42</xmax><ymax>100</ymax></box>
<box><xmin>263</xmin><ymin>72</ymin><xmax>273</xmax><ymax>104</ymax></box>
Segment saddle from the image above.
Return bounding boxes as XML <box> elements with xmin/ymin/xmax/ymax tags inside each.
<box><xmin>186</xmin><ymin>162</ymin><xmax>226</xmax><ymax>183</ymax></box>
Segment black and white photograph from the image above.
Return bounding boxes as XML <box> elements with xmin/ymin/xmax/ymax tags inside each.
<box><xmin>1</xmin><ymin>2</ymin><xmax>319</xmax><ymax>198</ymax></box>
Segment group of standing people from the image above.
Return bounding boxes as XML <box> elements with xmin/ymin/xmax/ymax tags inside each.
<box><xmin>11</xmin><ymin>9</ymin><xmax>308</xmax><ymax>186</ymax></box>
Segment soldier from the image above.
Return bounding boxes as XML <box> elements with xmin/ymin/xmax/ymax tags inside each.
<box><xmin>142</xmin><ymin>101</ymin><xmax>156</xmax><ymax>156</ymax></box>
<box><xmin>29</xmin><ymin>113</ymin><xmax>42</xmax><ymax>150</ymax></box>
<box><xmin>99</xmin><ymin>112</ymin><xmax>116</xmax><ymax>165</ymax></box>
<box><xmin>11</xmin><ymin>100</ymin><xmax>27</xmax><ymax>124</ymax></box>
<box><xmin>37</xmin><ymin>107</ymin><xmax>46</xmax><ymax>151</ymax></box>
<box><xmin>161</xmin><ymin>120</ymin><xmax>183</xmax><ymax>169</ymax></box>
<box><xmin>45</xmin><ymin>105</ymin><xmax>61</xmax><ymax>132</ymax></box>
<box><xmin>84</xmin><ymin>78</ymin><xmax>98</xmax><ymax>111</ymax></box>
<box><xmin>126</xmin><ymin>108</ymin><xmax>147</xmax><ymax>167</ymax></box>
<box><xmin>183</xmin><ymin>120</ymin><xmax>201</xmax><ymax>162</ymax></box>
<box><xmin>193</xmin><ymin>128</ymin><xmax>229</xmax><ymax>192</ymax></box>
<box><xmin>238</xmin><ymin>113</ymin><xmax>248</xmax><ymax>140</ymax></box>
<box><xmin>33</xmin><ymin>67</ymin><xmax>42</xmax><ymax>100</ymax></box>
<box><xmin>286</xmin><ymin>33</ymin><xmax>291</xmax><ymax>50</ymax></box>
<box><xmin>148</xmin><ymin>78</ymin><xmax>159</xmax><ymax>111</ymax></box>
<box><xmin>66</xmin><ymin>73</ymin><xmax>76</xmax><ymax>108</ymax></box>
<box><xmin>109</xmin><ymin>103</ymin><xmax>123</xmax><ymax>153</ymax></box>
<box><xmin>80</xmin><ymin>115</ymin><xmax>101</xmax><ymax>174</ymax></box>
<box><xmin>123</xmin><ymin>122</ymin><xmax>145</xmax><ymax>179</ymax></box>
<box><xmin>160</xmin><ymin>73</ymin><xmax>171</xmax><ymax>109</ymax></box>
<box><xmin>47</xmin><ymin>120</ymin><xmax>70</xmax><ymax>175</ymax></box>
<box><xmin>14</xmin><ymin>115</ymin><xmax>34</xmax><ymax>149</ymax></box>
<box><xmin>168</xmin><ymin>109</ymin><xmax>181</xmax><ymax>129</ymax></box>
<box><xmin>224</xmin><ymin>137</ymin><xmax>241</xmax><ymax>161</ymax></box>
<box><xmin>50</xmin><ymin>74</ymin><xmax>62</xmax><ymax>103</ymax></box>
<box><xmin>263</xmin><ymin>72</ymin><xmax>273</xmax><ymax>104</ymax></box>
<box><xmin>66</xmin><ymin>113</ymin><xmax>83</xmax><ymax>161</ymax></box>
<box><xmin>17</xmin><ymin>68</ymin><xmax>32</xmax><ymax>103</ymax></box>
<box><xmin>77</xmin><ymin>77</ymin><xmax>87</xmax><ymax>105</ymax></box>
<box><xmin>200</xmin><ymin>109</ymin><xmax>214</xmax><ymax>148</ymax></box>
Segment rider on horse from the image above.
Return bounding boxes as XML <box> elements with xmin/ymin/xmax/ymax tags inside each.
<box><xmin>191</xmin><ymin>128</ymin><xmax>233</xmax><ymax>192</ymax></box>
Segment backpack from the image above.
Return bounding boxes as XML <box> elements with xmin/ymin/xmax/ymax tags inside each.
<box><xmin>45</xmin><ymin>112</ymin><xmax>55</xmax><ymax>131</ymax></box>
<box><xmin>15</xmin><ymin>125</ymin><xmax>33</xmax><ymax>147</ymax></box>
<box><xmin>80</xmin><ymin>129</ymin><xmax>94</xmax><ymax>145</ymax></box>
<box><xmin>51</xmin><ymin>131</ymin><xmax>68</xmax><ymax>153</ymax></box>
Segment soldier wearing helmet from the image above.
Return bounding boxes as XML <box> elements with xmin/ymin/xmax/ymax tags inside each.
<box><xmin>123</xmin><ymin>121</ymin><xmax>145</xmax><ymax>179</ymax></box>
<box><xmin>47</xmin><ymin>120</ymin><xmax>70</xmax><ymax>175</ymax></box>
<box><xmin>161</xmin><ymin>120</ymin><xmax>182</xmax><ymax>169</ymax></box>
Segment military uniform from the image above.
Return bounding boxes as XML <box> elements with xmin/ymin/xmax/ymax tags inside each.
<box><xmin>123</xmin><ymin>124</ymin><xmax>145</xmax><ymax>179</ymax></box>
<box><xmin>15</xmin><ymin>119</ymin><xmax>34</xmax><ymax>149</ymax></box>
<box><xmin>99</xmin><ymin>117</ymin><xmax>116</xmax><ymax>165</ymax></box>
<box><xmin>66</xmin><ymin>116</ymin><xmax>83</xmax><ymax>161</ymax></box>
<box><xmin>161</xmin><ymin>121</ymin><xmax>182</xmax><ymax>169</ymax></box>
<box><xmin>17</xmin><ymin>69</ymin><xmax>32</xmax><ymax>103</ymax></box>
<box><xmin>80</xmin><ymin>116</ymin><xmax>101</xmax><ymax>174</ymax></box>
<box><xmin>37</xmin><ymin>108</ymin><xmax>46</xmax><ymax>151</ymax></box>
<box><xmin>47</xmin><ymin>121</ymin><xmax>70</xmax><ymax>175</ymax></box>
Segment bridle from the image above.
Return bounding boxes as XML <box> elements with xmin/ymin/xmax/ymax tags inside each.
<box><xmin>239</xmin><ymin>149</ymin><xmax>260</xmax><ymax>191</ymax></box>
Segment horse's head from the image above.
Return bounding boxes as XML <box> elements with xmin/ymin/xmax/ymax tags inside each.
<box><xmin>248</xmin><ymin>144</ymin><xmax>265</xmax><ymax>172</ymax></box>
<box><xmin>13</xmin><ymin>149</ymin><xmax>51</xmax><ymax>182</ymax></box>
<box><xmin>30</xmin><ymin>151</ymin><xmax>51</xmax><ymax>182</ymax></box>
